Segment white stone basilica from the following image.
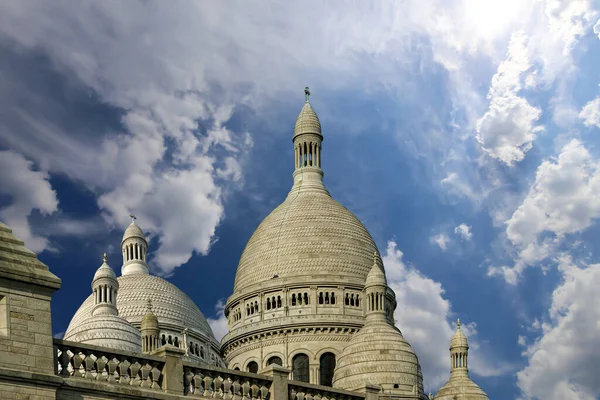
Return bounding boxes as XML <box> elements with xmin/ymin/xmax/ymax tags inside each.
<box><xmin>62</xmin><ymin>88</ymin><xmax>488</xmax><ymax>399</ymax></box>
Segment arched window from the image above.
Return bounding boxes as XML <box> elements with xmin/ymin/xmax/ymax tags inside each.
<box><xmin>304</xmin><ymin>293</ymin><xmax>309</xmax><ymax>304</ymax></box>
<box><xmin>267</xmin><ymin>356</ymin><xmax>283</xmax><ymax>366</ymax></box>
<box><xmin>331</xmin><ymin>292</ymin><xmax>335</xmax><ymax>305</ymax></box>
<box><xmin>168</xmin><ymin>335</ymin><xmax>173</xmax><ymax>344</ymax></box>
<box><xmin>324</xmin><ymin>292</ymin><xmax>330</xmax><ymax>304</ymax></box>
<box><xmin>356</xmin><ymin>296</ymin><xmax>360</xmax><ymax>307</ymax></box>
<box><xmin>319</xmin><ymin>292</ymin><xmax>324</xmax><ymax>304</ymax></box>
<box><xmin>291</xmin><ymin>294</ymin><xmax>296</xmax><ymax>306</ymax></box>
<box><xmin>161</xmin><ymin>335</ymin><xmax>166</xmax><ymax>346</ymax></box>
<box><xmin>174</xmin><ymin>337</ymin><xmax>179</xmax><ymax>347</ymax></box>
<box><xmin>292</xmin><ymin>354</ymin><xmax>309</xmax><ymax>383</ymax></box>
<box><xmin>200</xmin><ymin>347</ymin><xmax>205</xmax><ymax>358</ymax></box>
<box><xmin>267</xmin><ymin>298</ymin><xmax>271</xmax><ymax>310</ymax></box>
<box><xmin>319</xmin><ymin>353</ymin><xmax>336</xmax><ymax>387</ymax></box>
<box><xmin>277</xmin><ymin>296</ymin><xmax>281</xmax><ymax>308</ymax></box>
<box><xmin>247</xmin><ymin>361</ymin><xmax>259</xmax><ymax>374</ymax></box>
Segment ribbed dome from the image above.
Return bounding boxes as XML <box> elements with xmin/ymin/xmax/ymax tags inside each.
<box><xmin>93</xmin><ymin>258</ymin><xmax>117</xmax><ymax>281</ymax></box>
<box><xmin>434</xmin><ymin>377</ymin><xmax>489</xmax><ymax>400</ymax></box>
<box><xmin>66</xmin><ymin>274</ymin><xmax>216</xmax><ymax>344</ymax></box>
<box><xmin>142</xmin><ymin>300</ymin><xmax>159</xmax><ymax>330</ymax></box>
<box><xmin>122</xmin><ymin>220</ymin><xmax>146</xmax><ymax>243</ymax></box>
<box><xmin>294</xmin><ymin>101</ymin><xmax>321</xmax><ymax>138</ymax></box>
<box><xmin>450</xmin><ymin>324</ymin><xmax>468</xmax><ymax>349</ymax></box>
<box><xmin>233</xmin><ymin>190</ymin><xmax>381</xmax><ymax>293</ymax></box>
<box><xmin>64</xmin><ymin>314</ymin><xmax>142</xmax><ymax>353</ymax></box>
<box><xmin>365</xmin><ymin>255</ymin><xmax>386</xmax><ymax>288</ymax></box>
<box><xmin>333</xmin><ymin>321</ymin><xmax>424</xmax><ymax>394</ymax></box>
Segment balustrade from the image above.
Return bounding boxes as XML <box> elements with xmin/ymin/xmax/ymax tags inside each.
<box><xmin>54</xmin><ymin>339</ymin><xmax>164</xmax><ymax>391</ymax></box>
<box><xmin>183</xmin><ymin>362</ymin><xmax>272</xmax><ymax>399</ymax></box>
<box><xmin>289</xmin><ymin>381</ymin><xmax>366</xmax><ymax>400</ymax></box>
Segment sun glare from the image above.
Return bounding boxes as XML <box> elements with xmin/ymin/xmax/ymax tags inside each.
<box><xmin>464</xmin><ymin>0</ymin><xmax>526</xmax><ymax>39</ymax></box>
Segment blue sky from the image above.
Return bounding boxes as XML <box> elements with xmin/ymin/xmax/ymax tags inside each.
<box><xmin>1</xmin><ymin>1</ymin><xmax>600</xmax><ymax>399</ymax></box>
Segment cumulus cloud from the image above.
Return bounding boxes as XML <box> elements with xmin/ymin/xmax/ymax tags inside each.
<box><xmin>454</xmin><ymin>223</ymin><xmax>472</xmax><ymax>240</ymax></box>
<box><xmin>476</xmin><ymin>32</ymin><xmax>543</xmax><ymax>165</ymax></box>
<box><xmin>383</xmin><ymin>240</ymin><xmax>511</xmax><ymax>390</ymax></box>
<box><xmin>579</xmin><ymin>97</ymin><xmax>600</xmax><ymax>128</ymax></box>
<box><xmin>490</xmin><ymin>139</ymin><xmax>600</xmax><ymax>283</ymax></box>
<box><xmin>207</xmin><ymin>300</ymin><xmax>228</xmax><ymax>343</ymax></box>
<box><xmin>431</xmin><ymin>233</ymin><xmax>450</xmax><ymax>251</ymax></box>
<box><xmin>517</xmin><ymin>255</ymin><xmax>600</xmax><ymax>400</ymax></box>
<box><xmin>0</xmin><ymin>151</ymin><xmax>58</xmax><ymax>252</ymax></box>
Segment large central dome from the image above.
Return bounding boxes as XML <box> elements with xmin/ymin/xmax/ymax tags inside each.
<box><xmin>234</xmin><ymin>190</ymin><xmax>380</xmax><ymax>293</ymax></box>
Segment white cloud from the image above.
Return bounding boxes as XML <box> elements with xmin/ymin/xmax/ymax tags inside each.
<box><xmin>431</xmin><ymin>233</ymin><xmax>450</xmax><ymax>251</ymax></box>
<box><xmin>383</xmin><ymin>240</ymin><xmax>510</xmax><ymax>391</ymax></box>
<box><xmin>207</xmin><ymin>300</ymin><xmax>228</xmax><ymax>343</ymax></box>
<box><xmin>454</xmin><ymin>223</ymin><xmax>472</xmax><ymax>240</ymax></box>
<box><xmin>517</xmin><ymin>256</ymin><xmax>600</xmax><ymax>400</ymax></box>
<box><xmin>595</xmin><ymin>19</ymin><xmax>600</xmax><ymax>39</ymax></box>
<box><xmin>476</xmin><ymin>32</ymin><xmax>543</xmax><ymax>165</ymax></box>
<box><xmin>491</xmin><ymin>139</ymin><xmax>600</xmax><ymax>283</ymax></box>
<box><xmin>579</xmin><ymin>97</ymin><xmax>600</xmax><ymax>128</ymax></box>
<box><xmin>0</xmin><ymin>151</ymin><xmax>58</xmax><ymax>252</ymax></box>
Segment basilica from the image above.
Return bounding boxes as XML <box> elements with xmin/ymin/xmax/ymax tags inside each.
<box><xmin>0</xmin><ymin>88</ymin><xmax>489</xmax><ymax>400</ymax></box>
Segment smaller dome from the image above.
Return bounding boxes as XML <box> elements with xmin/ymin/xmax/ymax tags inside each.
<box><xmin>64</xmin><ymin>314</ymin><xmax>142</xmax><ymax>353</ymax></box>
<box><xmin>365</xmin><ymin>253</ymin><xmax>386</xmax><ymax>288</ymax></box>
<box><xmin>294</xmin><ymin>87</ymin><xmax>321</xmax><ymax>138</ymax></box>
<box><xmin>122</xmin><ymin>218</ymin><xmax>146</xmax><ymax>243</ymax></box>
<box><xmin>141</xmin><ymin>299</ymin><xmax>159</xmax><ymax>331</ymax></box>
<box><xmin>450</xmin><ymin>319</ymin><xmax>468</xmax><ymax>349</ymax></box>
<box><xmin>333</xmin><ymin>322</ymin><xmax>424</xmax><ymax>394</ymax></box>
<box><xmin>93</xmin><ymin>253</ymin><xmax>117</xmax><ymax>281</ymax></box>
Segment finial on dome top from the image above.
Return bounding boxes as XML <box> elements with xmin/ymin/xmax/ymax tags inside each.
<box><xmin>457</xmin><ymin>318</ymin><xmax>461</xmax><ymax>328</ymax></box>
<box><xmin>129</xmin><ymin>213</ymin><xmax>137</xmax><ymax>223</ymax></box>
<box><xmin>103</xmin><ymin>252</ymin><xmax>108</xmax><ymax>263</ymax></box>
<box><xmin>147</xmin><ymin>298</ymin><xmax>153</xmax><ymax>311</ymax></box>
<box><xmin>373</xmin><ymin>251</ymin><xmax>378</xmax><ymax>265</ymax></box>
<box><xmin>304</xmin><ymin>86</ymin><xmax>310</xmax><ymax>102</ymax></box>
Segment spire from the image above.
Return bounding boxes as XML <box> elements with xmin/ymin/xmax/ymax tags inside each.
<box><xmin>91</xmin><ymin>253</ymin><xmax>119</xmax><ymax>317</ymax></box>
<box><xmin>304</xmin><ymin>86</ymin><xmax>310</xmax><ymax>102</ymax></box>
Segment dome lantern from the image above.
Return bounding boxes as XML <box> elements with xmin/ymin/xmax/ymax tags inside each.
<box><xmin>433</xmin><ymin>319</ymin><xmax>489</xmax><ymax>400</ymax></box>
<box><xmin>91</xmin><ymin>253</ymin><xmax>119</xmax><ymax>317</ymax></box>
<box><xmin>121</xmin><ymin>214</ymin><xmax>149</xmax><ymax>276</ymax></box>
<box><xmin>291</xmin><ymin>87</ymin><xmax>328</xmax><ymax>196</ymax></box>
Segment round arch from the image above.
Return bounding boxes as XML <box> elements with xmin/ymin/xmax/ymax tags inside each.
<box><xmin>318</xmin><ymin>352</ymin><xmax>337</xmax><ymax>387</ymax></box>
<box><xmin>244</xmin><ymin>358</ymin><xmax>261</xmax><ymax>374</ymax></box>
<box><xmin>263</xmin><ymin>352</ymin><xmax>285</xmax><ymax>368</ymax></box>
<box><xmin>290</xmin><ymin>353</ymin><xmax>310</xmax><ymax>383</ymax></box>
<box><xmin>287</xmin><ymin>348</ymin><xmax>315</xmax><ymax>365</ymax></box>
<box><xmin>315</xmin><ymin>347</ymin><xmax>339</xmax><ymax>360</ymax></box>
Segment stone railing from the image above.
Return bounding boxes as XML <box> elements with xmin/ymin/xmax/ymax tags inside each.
<box><xmin>54</xmin><ymin>339</ymin><xmax>165</xmax><ymax>391</ymax></box>
<box><xmin>288</xmin><ymin>380</ymin><xmax>366</xmax><ymax>400</ymax></box>
<box><xmin>183</xmin><ymin>361</ymin><xmax>272</xmax><ymax>398</ymax></box>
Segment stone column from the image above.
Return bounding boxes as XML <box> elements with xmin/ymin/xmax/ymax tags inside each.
<box><xmin>0</xmin><ymin>222</ymin><xmax>62</xmax><ymax>397</ymax></box>
<box><xmin>260</xmin><ymin>365</ymin><xmax>291</xmax><ymax>400</ymax></box>
<box><xmin>310</xmin><ymin>286</ymin><xmax>317</xmax><ymax>314</ymax></box>
<box><xmin>152</xmin><ymin>345</ymin><xmax>186</xmax><ymax>395</ymax></box>
<box><xmin>338</xmin><ymin>286</ymin><xmax>345</xmax><ymax>314</ymax></box>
